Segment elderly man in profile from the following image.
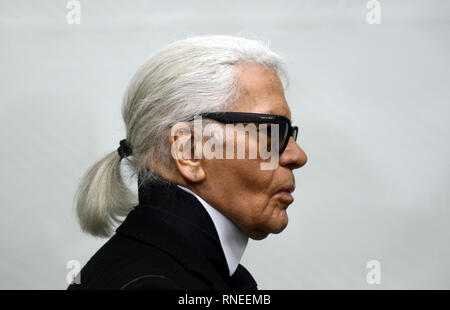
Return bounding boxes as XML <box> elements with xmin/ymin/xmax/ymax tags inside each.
<box><xmin>68</xmin><ymin>35</ymin><xmax>307</xmax><ymax>290</ymax></box>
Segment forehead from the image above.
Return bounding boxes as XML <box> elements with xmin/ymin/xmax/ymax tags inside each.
<box><xmin>231</xmin><ymin>63</ymin><xmax>292</xmax><ymax>120</ymax></box>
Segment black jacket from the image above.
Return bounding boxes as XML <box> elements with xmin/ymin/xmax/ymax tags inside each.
<box><xmin>67</xmin><ymin>178</ymin><xmax>257</xmax><ymax>290</ymax></box>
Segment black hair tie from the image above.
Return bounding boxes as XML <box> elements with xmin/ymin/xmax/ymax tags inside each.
<box><xmin>117</xmin><ymin>139</ymin><xmax>133</xmax><ymax>159</ymax></box>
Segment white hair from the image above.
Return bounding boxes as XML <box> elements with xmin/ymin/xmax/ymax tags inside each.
<box><xmin>74</xmin><ymin>35</ymin><xmax>288</xmax><ymax>237</ymax></box>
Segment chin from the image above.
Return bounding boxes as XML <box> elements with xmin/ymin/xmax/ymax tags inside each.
<box><xmin>248</xmin><ymin>231</ymin><xmax>270</xmax><ymax>240</ymax></box>
<box><xmin>270</xmin><ymin>212</ymin><xmax>289</xmax><ymax>234</ymax></box>
<box><xmin>248</xmin><ymin>216</ymin><xmax>289</xmax><ymax>240</ymax></box>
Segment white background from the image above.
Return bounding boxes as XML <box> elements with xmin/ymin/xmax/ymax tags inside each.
<box><xmin>0</xmin><ymin>0</ymin><xmax>449</xmax><ymax>289</ymax></box>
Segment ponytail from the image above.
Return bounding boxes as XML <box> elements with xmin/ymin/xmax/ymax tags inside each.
<box><xmin>73</xmin><ymin>151</ymin><xmax>138</xmax><ymax>237</ymax></box>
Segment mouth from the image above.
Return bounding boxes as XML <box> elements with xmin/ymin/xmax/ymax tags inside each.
<box><xmin>274</xmin><ymin>184</ymin><xmax>295</xmax><ymax>204</ymax></box>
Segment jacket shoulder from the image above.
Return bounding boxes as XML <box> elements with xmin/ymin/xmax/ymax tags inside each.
<box><xmin>67</xmin><ymin>233</ymin><xmax>206</xmax><ymax>290</ymax></box>
<box><xmin>119</xmin><ymin>274</ymin><xmax>181</xmax><ymax>290</ymax></box>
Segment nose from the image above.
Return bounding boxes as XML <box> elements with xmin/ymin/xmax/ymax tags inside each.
<box><xmin>279</xmin><ymin>136</ymin><xmax>307</xmax><ymax>170</ymax></box>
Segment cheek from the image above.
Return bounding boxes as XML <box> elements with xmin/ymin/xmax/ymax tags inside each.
<box><xmin>209</xmin><ymin>160</ymin><xmax>276</xmax><ymax>217</ymax></box>
<box><xmin>202</xmin><ymin>131</ymin><xmax>281</xmax><ymax>225</ymax></box>
<box><xmin>234</xmin><ymin>160</ymin><xmax>275</xmax><ymax>196</ymax></box>
<box><xmin>206</xmin><ymin>156</ymin><xmax>275</xmax><ymax>194</ymax></box>
<box><xmin>233</xmin><ymin>186</ymin><xmax>283</xmax><ymax>224</ymax></box>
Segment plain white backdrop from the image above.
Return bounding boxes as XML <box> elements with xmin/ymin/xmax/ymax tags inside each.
<box><xmin>0</xmin><ymin>0</ymin><xmax>449</xmax><ymax>289</ymax></box>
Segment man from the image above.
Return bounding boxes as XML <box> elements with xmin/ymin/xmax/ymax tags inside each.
<box><xmin>68</xmin><ymin>35</ymin><xmax>307</xmax><ymax>290</ymax></box>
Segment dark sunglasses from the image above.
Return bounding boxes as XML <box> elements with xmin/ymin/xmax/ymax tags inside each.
<box><xmin>187</xmin><ymin>112</ymin><xmax>298</xmax><ymax>154</ymax></box>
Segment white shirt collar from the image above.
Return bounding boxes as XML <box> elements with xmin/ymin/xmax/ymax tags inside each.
<box><xmin>176</xmin><ymin>185</ymin><xmax>248</xmax><ymax>276</ymax></box>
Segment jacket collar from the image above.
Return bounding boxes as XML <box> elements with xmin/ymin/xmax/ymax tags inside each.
<box><xmin>115</xmin><ymin>175</ymin><xmax>257</xmax><ymax>290</ymax></box>
<box><xmin>176</xmin><ymin>184</ymin><xmax>249</xmax><ymax>276</ymax></box>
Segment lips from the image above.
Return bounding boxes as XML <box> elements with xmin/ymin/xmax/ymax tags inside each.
<box><xmin>277</xmin><ymin>184</ymin><xmax>295</xmax><ymax>194</ymax></box>
<box><xmin>274</xmin><ymin>184</ymin><xmax>295</xmax><ymax>203</ymax></box>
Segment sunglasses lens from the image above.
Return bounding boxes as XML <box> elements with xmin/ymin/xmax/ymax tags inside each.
<box><xmin>257</xmin><ymin>124</ymin><xmax>272</xmax><ymax>152</ymax></box>
<box><xmin>278</xmin><ymin>121</ymin><xmax>288</xmax><ymax>152</ymax></box>
<box><xmin>293</xmin><ymin>126</ymin><xmax>298</xmax><ymax>141</ymax></box>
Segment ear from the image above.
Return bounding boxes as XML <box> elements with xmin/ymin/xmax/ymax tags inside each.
<box><xmin>169</xmin><ymin>122</ymin><xmax>206</xmax><ymax>183</ymax></box>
